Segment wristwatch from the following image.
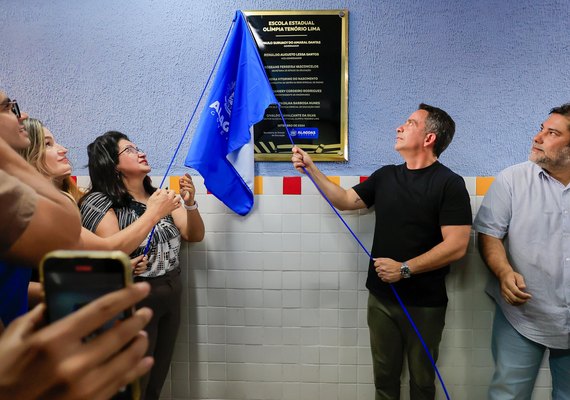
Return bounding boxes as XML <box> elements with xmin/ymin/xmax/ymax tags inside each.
<box><xmin>400</xmin><ymin>262</ymin><xmax>412</xmax><ymax>279</ymax></box>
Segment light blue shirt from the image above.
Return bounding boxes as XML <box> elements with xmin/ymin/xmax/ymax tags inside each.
<box><xmin>474</xmin><ymin>161</ymin><xmax>570</xmax><ymax>349</ymax></box>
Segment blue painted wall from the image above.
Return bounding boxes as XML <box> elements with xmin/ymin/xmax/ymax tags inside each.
<box><xmin>1</xmin><ymin>0</ymin><xmax>569</xmax><ymax>177</ymax></box>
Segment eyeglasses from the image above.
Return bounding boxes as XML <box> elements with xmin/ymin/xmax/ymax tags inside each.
<box><xmin>6</xmin><ymin>100</ymin><xmax>21</xmax><ymax>118</ymax></box>
<box><xmin>118</xmin><ymin>145</ymin><xmax>144</xmax><ymax>156</ymax></box>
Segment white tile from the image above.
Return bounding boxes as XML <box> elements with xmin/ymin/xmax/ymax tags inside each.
<box><xmin>320</xmin><ymin>309</ymin><xmax>339</xmax><ymax>327</ymax></box>
<box><xmin>283</xmin><ymin>382</ymin><xmax>300</xmax><ymax>399</ymax></box>
<box><xmin>300</xmin><ymin>195</ymin><xmax>322</xmax><ymax>214</ymax></box>
<box><xmin>320</xmin><ymin>327</ymin><xmax>339</xmax><ymax>346</ymax></box>
<box><xmin>301</xmin><ymin>272</ymin><xmax>320</xmax><ymax>290</ymax></box>
<box><xmin>263</xmin><ymin>271</ymin><xmax>282</xmax><ymax>289</ymax></box>
<box><xmin>301</xmin><ymin>213</ymin><xmax>321</xmax><ymax>233</ymax></box>
<box><xmin>339</xmin><ymin>364</ymin><xmax>357</xmax><ymax>383</ymax></box>
<box><xmin>281</xmin><ymin>271</ymin><xmax>300</xmax><ymax>289</ymax></box>
<box><xmin>301</xmin><ymin>308</ymin><xmax>320</xmax><ymax>327</ymax></box>
<box><xmin>264</xmin><ymin>308</ymin><xmax>282</xmax><ymax>327</ymax></box>
<box><xmin>339</xmin><ymin>309</ymin><xmax>358</xmax><ymax>328</ymax></box>
<box><xmin>320</xmin><ymin>290</ymin><xmax>339</xmax><ymax>308</ymax></box>
<box><xmin>339</xmin><ymin>272</ymin><xmax>359</xmax><ymax>290</ymax></box>
<box><xmin>282</xmin><ymin>195</ymin><xmax>301</xmax><ymax>214</ymax></box>
<box><xmin>339</xmin><ymin>346</ymin><xmax>358</xmax><ymax>364</ymax></box>
<box><xmin>339</xmin><ymin>384</ymin><xmax>358</xmax><ymax>399</ymax></box>
<box><xmin>257</xmin><ymin>195</ymin><xmax>283</xmax><ymax>214</ymax></box>
<box><xmin>207</xmin><ymin>269</ymin><xmax>226</xmax><ymax>288</ymax></box>
<box><xmin>207</xmin><ymin>288</ymin><xmax>226</xmax><ymax>307</ymax></box>
<box><xmin>300</xmin><ymin>346</ymin><xmax>319</xmax><ymax>363</ymax></box>
<box><xmin>282</xmin><ymin>309</ymin><xmax>300</xmax><ymax>327</ymax></box>
<box><xmin>263</xmin><ymin>177</ymin><xmax>283</xmax><ymax>195</ymax></box>
<box><xmin>282</xmin><ymin>213</ymin><xmax>302</xmax><ymax>232</ymax></box>
<box><xmin>319</xmin><ymin>366</ymin><xmax>339</xmax><ymax>383</ymax></box>
<box><xmin>226</xmin><ymin>307</ymin><xmax>245</xmax><ymax>326</ymax></box>
<box><xmin>262</xmin><ymin>213</ymin><xmax>282</xmax><ymax>233</ymax></box>
<box><xmin>339</xmin><ymin>328</ymin><xmax>359</xmax><ymax>346</ymax></box>
<box><xmin>320</xmin><ymin>272</ymin><xmax>339</xmax><ymax>290</ymax></box>
<box><xmin>301</xmin><ymin>383</ymin><xmax>319</xmax><ymax>400</ymax></box>
<box><xmin>320</xmin><ymin>346</ymin><xmax>339</xmax><ymax>364</ymax></box>
<box><xmin>207</xmin><ymin>326</ymin><xmax>225</xmax><ymax>344</ymax></box>
<box><xmin>339</xmin><ymin>290</ymin><xmax>359</xmax><ymax>309</ymax></box>
<box><xmin>245</xmin><ymin>308</ymin><xmax>264</xmax><ymax>326</ymax></box>
<box><xmin>463</xmin><ymin>176</ymin><xmax>476</xmax><ymax>196</ymax></box>
<box><xmin>301</xmin><ymin>289</ymin><xmax>320</xmax><ymax>307</ymax></box>
<box><xmin>207</xmin><ymin>307</ymin><xmax>226</xmax><ymax>325</ymax></box>
<box><xmin>282</xmin><ymin>233</ymin><xmax>301</xmax><ymax>252</ymax></box>
<box><xmin>263</xmin><ymin>290</ymin><xmax>282</xmax><ymax>308</ymax></box>
<box><xmin>282</xmin><ymin>327</ymin><xmax>301</xmax><ymax>345</ymax></box>
<box><xmin>301</xmin><ymin>176</ymin><xmax>320</xmax><ymax>195</ymax></box>
<box><xmin>301</xmin><ymin>252</ymin><xmax>320</xmax><ymax>270</ymax></box>
<box><xmin>281</xmin><ymin>251</ymin><xmax>301</xmax><ymax>270</ymax></box>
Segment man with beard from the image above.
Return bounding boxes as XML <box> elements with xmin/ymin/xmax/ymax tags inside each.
<box><xmin>474</xmin><ymin>103</ymin><xmax>570</xmax><ymax>399</ymax></box>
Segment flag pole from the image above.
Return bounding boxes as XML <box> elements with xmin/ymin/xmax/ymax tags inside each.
<box><xmin>143</xmin><ymin>15</ymin><xmax>236</xmax><ymax>256</ymax></box>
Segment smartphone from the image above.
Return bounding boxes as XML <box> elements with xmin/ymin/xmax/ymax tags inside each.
<box><xmin>40</xmin><ymin>250</ymin><xmax>141</xmax><ymax>400</ymax></box>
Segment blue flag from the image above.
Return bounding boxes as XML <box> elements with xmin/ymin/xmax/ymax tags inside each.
<box><xmin>185</xmin><ymin>11</ymin><xmax>277</xmax><ymax>216</ymax></box>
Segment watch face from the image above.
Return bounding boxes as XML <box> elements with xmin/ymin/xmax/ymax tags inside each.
<box><xmin>401</xmin><ymin>264</ymin><xmax>411</xmax><ymax>278</ymax></box>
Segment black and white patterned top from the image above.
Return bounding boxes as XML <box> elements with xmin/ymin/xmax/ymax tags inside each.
<box><xmin>80</xmin><ymin>192</ymin><xmax>181</xmax><ymax>278</ymax></box>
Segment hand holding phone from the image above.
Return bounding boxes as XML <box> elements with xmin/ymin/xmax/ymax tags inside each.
<box><xmin>40</xmin><ymin>250</ymin><xmax>146</xmax><ymax>400</ymax></box>
<box><xmin>0</xmin><ymin>280</ymin><xmax>152</xmax><ymax>400</ymax></box>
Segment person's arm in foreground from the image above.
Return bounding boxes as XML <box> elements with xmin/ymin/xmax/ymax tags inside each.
<box><xmin>78</xmin><ymin>188</ymin><xmax>181</xmax><ymax>253</ymax></box>
<box><xmin>291</xmin><ymin>146</ymin><xmax>366</xmax><ymax>211</ymax></box>
<box><xmin>478</xmin><ymin>232</ymin><xmax>531</xmax><ymax>305</ymax></box>
<box><xmin>0</xmin><ymin>282</ymin><xmax>153</xmax><ymax>400</ymax></box>
<box><xmin>0</xmin><ymin>138</ymin><xmax>81</xmax><ymax>265</ymax></box>
<box><xmin>375</xmin><ymin>225</ymin><xmax>471</xmax><ymax>283</ymax></box>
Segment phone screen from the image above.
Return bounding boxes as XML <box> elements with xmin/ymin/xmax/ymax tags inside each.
<box><xmin>43</xmin><ymin>258</ymin><xmax>127</xmax><ymax>325</ymax></box>
<box><xmin>41</xmin><ymin>252</ymin><xmax>139</xmax><ymax>400</ymax></box>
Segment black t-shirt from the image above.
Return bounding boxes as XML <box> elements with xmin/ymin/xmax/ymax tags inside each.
<box><xmin>353</xmin><ymin>161</ymin><xmax>472</xmax><ymax>306</ymax></box>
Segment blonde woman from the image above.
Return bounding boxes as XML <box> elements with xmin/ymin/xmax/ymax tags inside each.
<box><xmin>20</xmin><ymin>118</ymin><xmax>180</xmax><ymax>273</ymax></box>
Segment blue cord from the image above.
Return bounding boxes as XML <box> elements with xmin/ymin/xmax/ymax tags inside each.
<box><xmin>143</xmin><ymin>17</ymin><xmax>236</xmax><ymax>256</ymax></box>
<box><xmin>143</xmin><ymin>12</ymin><xmax>451</xmax><ymax>399</ymax></box>
<box><xmin>276</xmin><ymin>104</ymin><xmax>451</xmax><ymax>400</ymax></box>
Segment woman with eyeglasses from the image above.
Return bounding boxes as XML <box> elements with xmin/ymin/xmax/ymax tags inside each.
<box><xmin>19</xmin><ymin>119</ymin><xmax>180</xmax><ymax>275</ymax></box>
<box><xmin>79</xmin><ymin>130</ymin><xmax>205</xmax><ymax>400</ymax></box>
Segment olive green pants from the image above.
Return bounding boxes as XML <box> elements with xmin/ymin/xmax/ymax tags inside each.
<box><xmin>367</xmin><ymin>293</ymin><xmax>446</xmax><ymax>400</ymax></box>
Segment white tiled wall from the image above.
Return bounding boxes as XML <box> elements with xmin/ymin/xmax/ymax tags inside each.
<box><xmin>138</xmin><ymin>176</ymin><xmax>553</xmax><ymax>400</ymax></box>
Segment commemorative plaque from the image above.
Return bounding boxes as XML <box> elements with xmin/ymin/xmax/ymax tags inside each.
<box><xmin>243</xmin><ymin>10</ymin><xmax>348</xmax><ymax>161</ymax></box>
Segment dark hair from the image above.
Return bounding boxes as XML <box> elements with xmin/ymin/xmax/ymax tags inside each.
<box><xmin>419</xmin><ymin>103</ymin><xmax>456</xmax><ymax>157</ymax></box>
<box><xmin>550</xmin><ymin>103</ymin><xmax>570</xmax><ymax>132</ymax></box>
<box><xmin>81</xmin><ymin>130</ymin><xmax>155</xmax><ymax>208</ymax></box>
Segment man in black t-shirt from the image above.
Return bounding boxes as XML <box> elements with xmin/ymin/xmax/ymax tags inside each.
<box><xmin>292</xmin><ymin>103</ymin><xmax>472</xmax><ymax>400</ymax></box>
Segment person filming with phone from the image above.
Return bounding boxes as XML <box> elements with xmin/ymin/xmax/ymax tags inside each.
<box><xmin>0</xmin><ymin>91</ymin><xmax>154</xmax><ymax>400</ymax></box>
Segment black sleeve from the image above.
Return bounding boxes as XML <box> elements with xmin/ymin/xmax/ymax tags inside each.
<box><xmin>440</xmin><ymin>175</ymin><xmax>472</xmax><ymax>226</ymax></box>
<box><xmin>79</xmin><ymin>192</ymin><xmax>114</xmax><ymax>232</ymax></box>
<box><xmin>352</xmin><ymin>168</ymin><xmax>382</xmax><ymax>208</ymax></box>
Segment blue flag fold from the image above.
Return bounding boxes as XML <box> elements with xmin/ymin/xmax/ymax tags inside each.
<box><xmin>185</xmin><ymin>11</ymin><xmax>277</xmax><ymax>216</ymax></box>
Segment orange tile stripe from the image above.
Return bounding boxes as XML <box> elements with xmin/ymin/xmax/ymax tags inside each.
<box><xmin>75</xmin><ymin>176</ymin><xmax>496</xmax><ymax>195</ymax></box>
<box><xmin>476</xmin><ymin>177</ymin><xmax>495</xmax><ymax>196</ymax></box>
<box><xmin>169</xmin><ymin>176</ymin><xmax>181</xmax><ymax>193</ymax></box>
<box><xmin>254</xmin><ymin>176</ymin><xmax>263</xmax><ymax>195</ymax></box>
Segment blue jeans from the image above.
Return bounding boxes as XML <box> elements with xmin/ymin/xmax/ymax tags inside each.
<box><xmin>489</xmin><ymin>305</ymin><xmax>570</xmax><ymax>400</ymax></box>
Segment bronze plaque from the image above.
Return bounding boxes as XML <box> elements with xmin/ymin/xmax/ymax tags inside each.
<box><xmin>243</xmin><ymin>10</ymin><xmax>349</xmax><ymax>161</ymax></box>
